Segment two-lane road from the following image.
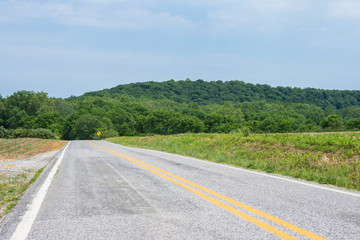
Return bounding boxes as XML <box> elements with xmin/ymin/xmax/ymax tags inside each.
<box><xmin>1</xmin><ymin>140</ymin><xmax>360</xmax><ymax>239</ymax></box>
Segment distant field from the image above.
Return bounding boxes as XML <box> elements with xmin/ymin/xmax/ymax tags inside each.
<box><xmin>0</xmin><ymin>138</ymin><xmax>66</xmax><ymax>218</ymax></box>
<box><xmin>0</xmin><ymin>138</ymin><xmax>65</xmax><ymax>161</ymax></box>
<box><xmin>107</xmin><ymin>132</ymin><xmax>360</xmax><ymax>191</ymax></box>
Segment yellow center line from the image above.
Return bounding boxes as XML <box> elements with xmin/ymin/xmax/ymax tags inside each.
<box><xmin>103</xmin><ymin>146</ymin><xmax>326</xmax><ymax>240</ymax></box>
<box><xmin>87</xmin><ymin>141</ymin><xmax>327</xmax><ymax>240</ymax></box>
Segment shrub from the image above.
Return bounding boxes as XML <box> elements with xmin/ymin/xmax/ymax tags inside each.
<box><xmin>320</xmin><ymin>115</ymin><xmax>344</xmax><ymax>131</ymax></box>
<box><xmin>346</xmin><ymin>118</ymin><xmax>360</xmax><ymax>131</ymax></box>
<box><xmin>32</xmin><ymin>128</ymin><xmax>56</xmax><ymax>139</ymax></box>
<box><xmin>0</xmin><ymin>127</ymin><xmax>55</xmax><ymax>139</ymax></box>
<box><xmin>241</xmin><ymin>126</ymin><xmax>251</xmax><ymax>137</ymax></box>
<box><xmin>0</xmin><ymin>126</ymin><xmax>7</xmax><ymax>138</ymax></box>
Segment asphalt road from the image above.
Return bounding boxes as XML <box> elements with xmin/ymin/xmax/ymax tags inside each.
<box><xmin>1</xmin><ymin>140</ymin><xmax>360</xmax><ymax>240</ymax></box>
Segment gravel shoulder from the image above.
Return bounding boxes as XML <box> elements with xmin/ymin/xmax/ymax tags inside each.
<box><xmin>0</xmin><ymin>147</ymin><xmax>65</xmax><ymax>220</ymax></box>
<box><xmin>0</xmin><ymin>150</ymin><xmax>59</xmax><ymax>176</ymax></box>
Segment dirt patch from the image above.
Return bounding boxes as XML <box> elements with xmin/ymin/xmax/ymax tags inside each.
<box><xmin>0</xmin><ymin>165</ymin><xmax>15</xmax><ymax>169</ymax></box>
<box><xmin>202</xmin><ymin>137</ymin><xmax>213</xmax><ymax>141</ymax></box>
<box><xmin>21</xmin><ymin>140</ymin><xmax>66</xmax><ymax>159</ymax></box>
<box><xmin>320</xmin><ymin>154</ymin><xmax>331</xmax><ymax>165</ymax></box>
<box><xmin>144</xmin><ymin>137</ymin><xmax>156</xmax><ymax>142</ymax></box>
<box><xmin>286</xmin><ymin>145</ymin><xmax>297</xmax><ymax>152</ymax></box>
<box><xmin>225</xmin><ymin>152</ymin><xmax>233</xmax><ymax>157</ymax></box>
<box><xmin>345</xmin><ymin>154</ymin><xmax>360</xmax><ymax>163</ymax></box>
<box><xmin>247</xmin><ymin>142</ymin><xmax>261</xmax><ymax>150</ymax></box>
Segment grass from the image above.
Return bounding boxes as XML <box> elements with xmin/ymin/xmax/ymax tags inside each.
<box><xmin>0</xmin><ymin>168</ymin><xmax>44</xmax><ymax>218</ymax></box>
<box><xmin>106</xmin><ymin>132</ymin><xmax>360</xmax><ymax>191</ymax></box>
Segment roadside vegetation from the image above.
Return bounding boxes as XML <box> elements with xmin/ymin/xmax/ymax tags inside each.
<box><xmin>0</xmin><ymin>168</ymin><xmax>43</xmax><ymax>218</ymax></box>
<box><xmin>107</xmin><ymin>132</ymin><xmax>360</xmax><ymax>191</ymax></box>
<box><xmin>0</xmin><ymin>138</ymin><xmax>66</xmax><ymax>218</ymax></box>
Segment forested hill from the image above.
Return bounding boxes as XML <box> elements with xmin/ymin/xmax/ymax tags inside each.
<box><xmin>82</xmin><ymin>79</ymin><xmax>360</xmax><ymax>109</ymax></box>
<box><xmin>2</xmin><ymin>80</ymin><xmax>360</xmax><ymax>140</ymax></box>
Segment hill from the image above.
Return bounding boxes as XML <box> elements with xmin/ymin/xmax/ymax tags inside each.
<box><xmin>83</xmin><ymin>79</ymin><xmax>360</xmax><ymax>109</ymax></box>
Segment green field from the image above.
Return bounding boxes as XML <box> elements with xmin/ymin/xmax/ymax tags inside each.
<box><xmin>107</xmin><ymin>132</ymin><xmax>360</xmax><ymax>191</ymax></box>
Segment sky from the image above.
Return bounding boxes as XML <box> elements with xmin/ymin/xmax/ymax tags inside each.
<box><xmin>0</xmin><ymin>0</ymin><xmax>359</xmax><ymax>98</ymax></box>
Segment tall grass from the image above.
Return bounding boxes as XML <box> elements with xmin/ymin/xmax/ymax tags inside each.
<box><xmin>107</xmin><ymin>132</ymin><xmax>360</xmax><ymax>191</ymax></box>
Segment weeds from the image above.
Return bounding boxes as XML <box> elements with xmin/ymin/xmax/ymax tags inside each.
<box><xmin>0</xmin><ymin>168</ymin><xmax>44</xmax><ymax>218</ymax></box>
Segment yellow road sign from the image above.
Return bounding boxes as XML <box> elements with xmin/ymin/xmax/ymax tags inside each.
<box><xmin>97</xmin><ymin>131</ymin><xmax>101</xmax><ymax>136</ymax></box>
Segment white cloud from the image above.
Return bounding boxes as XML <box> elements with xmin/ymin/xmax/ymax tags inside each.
<box><xmin>0</xmin><ymin>1</ymin><xmax>193</xmax><ymax>29</ymax></box>
<box><xmin>207</xmin><ymin>10</ymin><xmax>250</xmax><ymax>29</ymax></box>
<box><xmin>248</xmin><ymin>0</ymin><xmax>299</xmax><ymax>12</ymax></box>
<box><xmin>328</xmin><ymin>1</ymin><xmax>360</xmax><ymax>19</ymax></box>
<box><xmin>0</xmin><ymin>2</ymin><xmax>74</xmax><ymax>21</ymax></box>
<box><xmin>203</xmin><ymin>0</ymin><xmax>312</xmax><ymax>32</ymax></box>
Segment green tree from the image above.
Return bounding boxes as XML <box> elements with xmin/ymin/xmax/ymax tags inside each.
<box><xmin>216</xmin><ymin>101</ymin><xmax>244</xmax><ymax>124</ymax></box>
<box><xmin>340</xmin><ymin>106</ymin><xmax>360</xmax><ymax>121</ymax></box>
<box><xmin>179</xmin><ymin>116</ymin><xmax>204</xmax><ymax>133</ymax></box>
<box><xmin>320</xmin><ymin>115</ymin><xmax>343</xmax><ymax>131</ymax></box>
<box><xmin>142</xmin><ymin>110</ymin><xmax>174</xmax><ymax>134</ymax></box>
<box><xmin>204</xmin><ymin>113</ymin><xmax>239</xmax><ymax>133</ymax></box>
<box><xmin>0</xmin><ymin>126</ymin><xmax>7</xmax><ymax>138</ymax></box>
<box><xmin>324</xmin><ymin>105</ymin><xmax>337</xmax><ymax>116</ymax></box>
<box><xmin>5</xmin><ymin>108</ymin><xmax>28</xmax><ymax>129</ymax></box>
<box><xmin>346</xmin><ymin>118</ymin><xmax>360</xmax><ymax>130</ymax></box>
<box><xmin>71</xmin><ymin>114</ymin><xmax>103</xmax><ymax>140</ymax></box>
<box><xmin>258</xmin><ymin>112</ymin><xmax>304</xmax><ymax>133</ymax></box>
<box><xmin>5</xmin><ymin>90</ymin><xmax>49</xmax><ymax>116</ymax></box>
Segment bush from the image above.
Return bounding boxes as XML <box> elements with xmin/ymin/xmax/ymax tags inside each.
<box><xmin>11</xmin><ymin>129</ymin><xmax>33</xmax><ymax>138</ymax></box>
<box><xmin>0</xmin><ymin>127</ymin><xmax>55</xmax><ymax>139</ymax></box>
<box><xmin>32</xmin><ymin>128</ymin><xmax>56</xmax><ymax>139</ymax></box>
<box><xmin>241</xmin><ymin>126</ymin><xmax>251</xmax><ymax>137</ymax></box>
<box><xmin>0</xmin><ymin>126</ymin><xmax>7</xmax><ymax>138</ymax></box>
<box><xmin>204</xmin><ymin>113</ymin><xmax>239</xmax><ymax>133</ymax></box>
<box><xmin>297</xmin><ymin>123</ymin><xmax>320</xmax><ymax>132</ymax></box>
<box><xmin>346</xmin><ymin>118</ymin><xmax>360</xmax><ymax>131</ymax></box>
<box><xmin>259</xmin><ymin>114</ymin><xmax>302</xmax><ymax>133</ymax></box>
<box><xmin>320</xmin><ymin>115</ymin><xmax>344</xmax><ymax>131</ymax></box>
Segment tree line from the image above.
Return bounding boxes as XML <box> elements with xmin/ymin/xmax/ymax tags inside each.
<box><xmin>1</xmin><ymin>80</ymin><xmax>360</xmax><ymax>140</ymax></box>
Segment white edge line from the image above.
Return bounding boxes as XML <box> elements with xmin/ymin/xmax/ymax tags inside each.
<box><xmin>10</xmin><ymin>142</ymin><xmax>71</xmax><ymax>240</ymax></box>
<box><xmin>104</xmin><ymin>141</ymin><xmax>360</xmax><ymax>198</ymax></box>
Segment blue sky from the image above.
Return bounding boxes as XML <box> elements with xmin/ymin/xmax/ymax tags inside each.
<box><xmin>1</xmin><ymin>0</ymin><xmax>359</xmax><ymax>98</ymax></box>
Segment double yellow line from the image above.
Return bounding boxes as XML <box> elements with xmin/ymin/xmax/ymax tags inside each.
<box><xmin>87</xmin><ymin>141</ymin><xmax>327</xmax><ymax>240</ymax></box>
